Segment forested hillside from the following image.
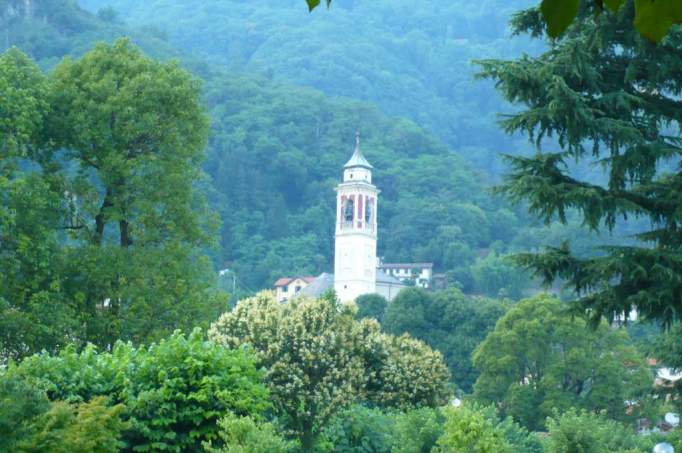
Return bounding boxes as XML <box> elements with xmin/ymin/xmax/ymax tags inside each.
<box><xmin>78</xmin><ymin>0</ymin><xmax>541</xmax><ymax>173</ymax></box>
<box><xmin>200</xmin><ymin>67</ymin><xmax>532</xmax><ymax>291</ymax></box>
<box><xmin>0</xmin><ymin>0</ymin><xmax>178</xmax><ymax>65</ymax></box>
<box><xmin>3</xmin><ymin>0</ymin><xmax>682</xmax><ymax>451</ymax></box>
<box><xmin>1</xmin><ymin>0</ymin><xmax>564</xmax><ymax>294</ymax></box>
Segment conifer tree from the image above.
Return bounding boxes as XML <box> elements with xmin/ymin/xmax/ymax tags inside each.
<box><xmin>477</xmin><ymin>1</ymin><xmax>682</xmax><ymax>325</ymax></box>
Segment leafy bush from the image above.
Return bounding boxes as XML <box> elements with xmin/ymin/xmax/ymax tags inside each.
<box><xmin>0</xmin><ymin>374</ymin><xmax>51</xmax><ymax>451</ymax></box>
<box><xmin>544</xmin><ymin>409</ymin><xmax>653</xmax><ymax>453</ymax></box>
<box><xmin>435</xmin><ymin>405</ymin><xmax>512</xmax><ymax>453</ymax></box>
<box><xmin>318</xmin><ymin>405</ymin><xmax>395</xmax><ymax>453</ymax></box>
<box><xmin>17</xmin><ymin>397</ymin><xmax>126</xmax><ymax>453</ymax></box>
<box><xmin>0</xmin><ymin>376</ymin><xmax>126</xmax><ymax>453</ymax></box>
<box><xmin>391</xmin><ymin>407</ymin><xmax>444</xmax><ymax>453</ymax></box>
<box><xmin>203</xmin><ymin>412</ymin><xmax>293</xmax><ymax>453</ymax></box>
<box><xmin>5</xmin><ymin>329</ymin><xmax>269</xmax><ymax>452</ymax></box>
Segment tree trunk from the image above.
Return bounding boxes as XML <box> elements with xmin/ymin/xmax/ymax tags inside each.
<box><xmin>301</xmin><ymin>427</ymin><xmax>315</xmax><ymax>453</ymax></box>
<box><xmin>94</xmin><ymin>189</ymin><xmax>112</xmax><ymax>246</ymax></box>
<box><xmin>119</xmin><ymin>219</ymin><xmax>132</xmax><ymax>247</ymax></box>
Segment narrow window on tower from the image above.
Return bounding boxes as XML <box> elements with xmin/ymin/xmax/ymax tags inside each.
<box><xmin>365</xmin><ymin>197</ymin><xmax>373</xmax><ymax>223</ymax></box>
<box><xmin>344</xmin><ymin>198</ymin><xmax>354</xmax><ymax>222</ymax></box>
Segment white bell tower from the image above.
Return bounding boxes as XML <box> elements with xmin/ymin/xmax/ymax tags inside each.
<box><xmin>334</xmin><ymin>132</ymin><xmax>379</xmax><ymax>302</ymax></box>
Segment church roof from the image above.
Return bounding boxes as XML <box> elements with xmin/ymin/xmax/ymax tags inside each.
<box><xmin>295</xmin><ymin>271</ymin><xmax>404</xmax><ymax>299</ymax></box>
<box><xmin>344</xmin><ymin>132</ymin><xmax>373</xmax><ymax>170</ymax></box>
<box><xmin>298</xmin><ymin>273</ymin><xmax>334</xmax><ymax>298</ymax></box>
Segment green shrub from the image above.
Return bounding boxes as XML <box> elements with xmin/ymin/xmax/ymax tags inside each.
<box><xmin>5</xmin><ymin>329</ymin><xmax>269</xmax><ymax>452</ymax></box>
<box><xmin>17</xmin><ymin>397</ymin><xmax>126</xmax><ymax>453</ymax></box>
<box><xmin>203</xmin><ymin>412</ymin><xmax>293</xmax><ymax>453</ymax></box>
<box><xmin>544</xmin><ymin>409</ymin><xmax>652</xmax><ymax>453</ymax></box>
<box><xmin>318</xmin><ymin>405</ymin><xmax>395</xmax><ymax>452</ymax></box>
<box><xmin>391</xmin><ymin>407</ymin><xmax>444</xmax><ymax>453</ymax></box>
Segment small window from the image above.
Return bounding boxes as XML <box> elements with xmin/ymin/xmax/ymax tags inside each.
<box><xmin>344</xmin><ymin>199</ymin><xmax>354</xmax><ymax>222</ymax></box>
<box><xmin>350</xmin><ymin>173</ymin><xmax>353</xmax><ymax>179</ymax></box>
<box><xmin>295</xmin><ymin>286</ymin><xmax>302</xmax><ymax>293</ymax></box>
<box><xmin>282</xmin><ymin>286</ymin><xmax>288</xmax><ymax>293</ymax></box>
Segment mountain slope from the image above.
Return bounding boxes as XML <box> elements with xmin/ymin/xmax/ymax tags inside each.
<box><xmin>1</xmin><ymin>0</ymin><xmax>548</xmax><ymax>295</ymax></box>
<box><xmin>0</xmin><ymin>0</ymin><xmax>178</xmax><ymax>66</ymax></box>
<box><xmin>77</xmin><ymin>0</ymin><xmax>542</xmax><ymax>173</ymax></box>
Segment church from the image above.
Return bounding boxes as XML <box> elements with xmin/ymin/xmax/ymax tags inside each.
<box><xmin>273</xmin><ymin>133</ymin><xmax>431</xmax><ymax>303</ymax></box>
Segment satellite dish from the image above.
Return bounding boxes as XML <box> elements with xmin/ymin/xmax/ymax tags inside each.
<box><xmin>653</xmin><ymin>442</ymin><xmax>674</xmax><ymax>453</ymax></box>
<box><xmin>664</xmin><ymin>412</ymin><xmax>680</xmax><ymax>427</ymax></box>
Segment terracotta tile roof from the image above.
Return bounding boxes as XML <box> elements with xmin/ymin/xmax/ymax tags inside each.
<box><xmin>274</xmin><ymin>277</ymin><xmax>293</xmax><ymax>287</ymax></box>
<box><xmin>274</xmin><ymin>276</ymin><xmax>316</xmax><ymax>287</ymax></box>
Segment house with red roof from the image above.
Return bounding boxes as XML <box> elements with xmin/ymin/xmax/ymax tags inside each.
<box><xmin>274</xmin><ymin>276</ymin><xmax>316</xmax><ymax>302</ymax></box>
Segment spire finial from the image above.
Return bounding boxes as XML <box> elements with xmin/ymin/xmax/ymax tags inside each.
<box><xmin>344</xmin><ymin>130</ymin><xmax>373</xmax><ymax>170</ymax></box>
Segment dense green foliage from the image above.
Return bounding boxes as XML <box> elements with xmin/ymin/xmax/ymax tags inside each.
<box><xmin>208</xmin><ymin>292</ymin><xmax>452</xmax><ymax>449</ymax></box>
<box><xmin>316</xmin><ymin>403</ymin><xmax>540</xmax><ymax>453</ymax></box>
<box><xmin>0</xmin><ymin>41</ymin><xmax>225</xmax><ymax>361</ymax></box>
<box><xmin>15</xmin><ymin>397</ymin><xmax>127</xmax><ymax>453</ymax></box>
<box><xmin>473</xmin><ymin>295</ymin><xmax>652</xmax><ymax>430</ymax></box>
<box><xmin>4</xmin><ymin>330</ymin><xmax>269</xmax><ymax>452</ymax></box>
<box><xmin>0</xmin><ymin>47</ymin><xmax>78</xmax><ymax>360</ymax></box>
<box><xmin>0</xmin><ymin>0</ymin><xmax>177</xmax><ymax>66</ymax></box>
<box><xmin>203</xmin><ymin>413</ymin><xmax>293</xmax><ymax>453</ymax></box>
<box><xmin>3</xmin><ymin>1</ymin><xmax>681</xmax><ymax>451</ymax></box>
<box><xmin>318</xmin><ymin>406</ymin><xmax>396</xmax><ymax>452</ymax></box>
<box><xmin>543</xmin><ymin>409</ymin><xmax>654</xmax><ymax>453</ymax></box>
<box><xmin>432</xmin><ymin>404</ymin><xmax>541</xmax><ymax>453</ymax></box>
<box><xmin>2</xmin><ymin>0</ymin><xmax>624</xmax><ymax>297</ymax></box>
<box><xmin>354</xmin><ymin>294</ymin><xmax>388</xmax><ymax>323</ymax></box>
<box><xmin>383</xmin><ymin>288</ymin><xmax>507</xmax><ymax>392</ymax></box>
<box><xmin>436</xmin><ymin>405</ymin><xmax>513</xmax><ymax>453</ymax></box>
<box><xmin>479</xmin><ymin>0</ymin><xmax>682</xmax><ymax>326</ymax></box>
<box><xmin>79</xmin><ymin>0</ymin><xmax>537</xmax><ymax>169</ymax></box>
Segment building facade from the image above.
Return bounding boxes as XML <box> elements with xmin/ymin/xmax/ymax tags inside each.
<box><xmin>377</xmin><ymin>262</ymin><xmax>434</xmax><ymax>288</ymax></box>
<box><xmin>334</xmin><ymin>133</ymin><xmax>380</xmax><ymax>302</ymax></box>
<box><xmin>274</xmin><ymin>276</ymin><xmax>316</xmax><ymax>302</ymax></box>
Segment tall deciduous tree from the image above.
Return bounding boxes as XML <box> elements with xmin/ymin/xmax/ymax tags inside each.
<box><xmin>48</xmin><ymin>37</ymin><xmax>211</xmax><ymax>249</ymax></box>
<box><xmin>477</xmin><ymin>1</ymin><xmax>682</xmax><ymax>326</ymax></box>
<box><xmin>1</xmin><ymin>41</ymin><xmax>225</xmax><ymax>359</ymax></box>
<box><xmin>473</xmin><ymin>295</ymin><xmax>651</xmax><ymax>430</ymax></box>
<box><xmin>45</xmin><ymin>39</ymin><xmax>223</xmax><ymax>347</ymax></box>
<box><xmin>0</xmin><ymin>48</ymin><xmax>78</xmax><ymax>361</ymax></box>
<box><xmin>208</xmin><ymin>292</ymin><xmax>451</xmax><ymax>450</ymax></box>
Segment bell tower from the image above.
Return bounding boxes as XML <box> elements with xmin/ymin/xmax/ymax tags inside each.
<box><xmin>334</xmin><ymin>132</ymin><xmax>379</xmax><ymax>302</ymax></box>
